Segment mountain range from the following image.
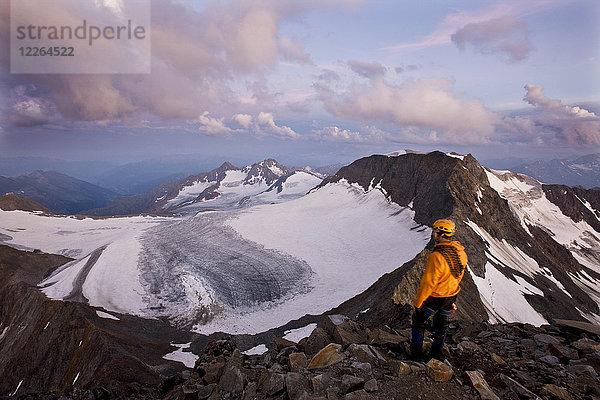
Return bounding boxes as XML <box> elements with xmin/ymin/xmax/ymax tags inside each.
<box><xmin>0</xmin><ymin>170</ymin><xmax>120</xmax><ymax>215</ymax></box>
<box><xmin>512</xmin><ymin>153</ymin><xmax>600</xmax><ymax>189</ymax></box>
<box><xmin>0</xmin><ymin>150</ymin><xmax>599</xmax><ymax>397</ymax></box>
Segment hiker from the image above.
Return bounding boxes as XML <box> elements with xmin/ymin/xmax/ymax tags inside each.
<box><xmin>410</xmin><ymin>219</ymin><xmax>468</xmax><ymax>360</ymax></box>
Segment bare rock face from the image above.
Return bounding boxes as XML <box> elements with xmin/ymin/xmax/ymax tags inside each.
<box><xmin>0</xmin><ymin>245</ymin><xmax>189</xmax><ymax>398</ymax></box>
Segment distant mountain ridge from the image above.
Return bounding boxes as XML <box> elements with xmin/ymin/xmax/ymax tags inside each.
<box><xmin>0</xmin><ymin>193</ymin><xmax>53</xmax><ymax>214</ymax></box>
<box><xmin>514</xmin><ymin>153</ymin><xmax>600</xmax><ymax>189</ymax></box>
<box><xmin>85</xmin><ymin>158</ymin><xmax>323</xmax><ymax>216</ymax></box>
<box><xmin>0</xmin><ymin>170</ymin><xmax>120</xmax><ymax>215</ymax></box>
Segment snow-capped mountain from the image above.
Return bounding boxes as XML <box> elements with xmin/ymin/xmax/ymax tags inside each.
<box><xmin>323</xmin><ymin>152</ymin><xmax>600</xmax><ymax>328</ymax></box>
<box><xmin>85</xmin><ymin>158</ymin><xmax>323</xmax><ymax>216</ymax></box>
<box><xmin>514</xmin><ymin>153</ymin><xmax>600</xmax><ymax>189</ymax></box>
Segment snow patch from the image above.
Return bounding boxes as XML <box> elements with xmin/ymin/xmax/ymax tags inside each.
<box><xmin>469</xmin><ymin>264</ymin><xmax>547</xmax><ymax>326</ymax></box>
<box><xmin>283</xmin><ymin>323</ymin><xmax>317</xmax><ymax>343</ymax></box>
<box><xmin>163</xmin><ymin>342</ymin><xmax>198</xmax><ymax>368</ymax></box>
<box><xmin>243</xmin><ymin>344</ymin><xmax>268</xmax><ymax>356</ymax></box>
<box><xmin>96</xmin><ymin>310</ymin><xmax>120</xmax><ymax>321</ymax></box>
<box><xmin>11</xmin><ymin>380</ymin><xmax>23</xmax><ymax>397</ymax></box>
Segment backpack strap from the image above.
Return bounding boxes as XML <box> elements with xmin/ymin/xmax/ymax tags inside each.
<box><xmin>433</xmin><ymin>244</ymin><xmax>465</xmax><ymax>278</ymax></box>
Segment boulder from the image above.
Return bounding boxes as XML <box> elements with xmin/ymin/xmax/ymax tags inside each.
<box><xmin>322</xmin><ymin>315</ymin><xmax>368</xmax><ymax>347</ymax></box>
<box><xmin>572</xmin><ymin>338</ymin><xmax>600</xmax><ymax>353</ymax></box>
<box><xmin>274</xmin><ymin>337</ymin><xmax>297</xmax><ymax>351</ymax></box>
<box><xmin>285</xmin><ymin>372</ymin><xmax>311</xmax><ymax>400</ymax></box>
<box><xmin>388</xmin><ymin>360</ymin><xmax>411</xmax><ymax>376</ymax></box>
<box><xmin>305</xmin><ymin>327</ymin><xmax>332</xmax><ymax>356</ymax></box>
<box><xmin>465</xmin><ymin>371</ymin><xmax>500</xmax><ymax>400</ymax></box>
<box><xmin>344</xmin><ymin>389</ymin><xmax>372</xmax><ymax>399</ymax></box>
<box><xmin>496</xmin><ymin>374</ymin><xmax>541</xmax><ymax>400</ymax></box>
<box><xmin>350</xmin><ymin>361</ymin><xmax>372</xmax><ymax>374</ymax></box>
<box><xmin>533</xmin><ymin>334</ymin><xmax>560</xmax><ymax>348</ymax></box>
<box><xmin>540</xmin><ymin>384</ymin><xmax>572</xmax><ymax>400</ymax></box>
<box><xmin>311</xmin><ymin>373</ymin><xmax>332</xmax><ymax>396</ymax></box>
<box><xmin>341</xmin><ymin>374</ymin><xmax>364</xmax><ymax>394</ymax></box>
<box><xmin>457</xmin><ymin>340</ymin><xmax>482</xmax><ymax>353</ymax></box>
<box><xmin>289</xmin><ymin>352</ymin><xmax>308</xmax><ymax>372</ymax></box>
<box><xmin>259</xmin><ymin>371</ymin><xmax>285</xmax><ymax>396</ymax></box>
<box><xmin>364</xmin><ymin>379</ymin><xmax>378</xmax><ymax>393</ymax></box>
<box><xmin>548</xmin><ymin>342</ymin><xmax>578</xmax><ymax>361</ymax></box>
<box><xmin>347</xmin><ymin>344</ymin><xmax>386</xmax><ymax>365</ymax></box>
<box><xmin>218</xmin><ymin>364</ymin><xmax>245</xmax><ymax>394</ymax></box>
<box><xmin>425</xmin><ymin>359</ymin><xmax>453</xmax><ymax>382</ymax></box>
<box><xmin>199</xmin><ymin>361</ymin><xmax>225</xmax><ymax>385</ymax></box>
<box><xmin>539</xmin><ymin>355</ymin><xmax>560</xmax><ymax>366</ymax></box>
<box><xmin>308</xmin><ymin>344</ymin><xmax>345</xmax><ymax>369</ymax></box>
<box><xmin>367</xmin><ymin>329</ymin><xmax>405</xmax><ymax>346</ymax></box>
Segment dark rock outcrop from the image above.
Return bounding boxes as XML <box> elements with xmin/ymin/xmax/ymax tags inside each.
<box><xmin>0</xmin><ymin>245</ymin><xmax>191</xmax><ymax>398</ymax></box>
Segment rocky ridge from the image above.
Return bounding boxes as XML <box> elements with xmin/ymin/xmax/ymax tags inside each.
<box><xmin>0</xmin><ymin>192</ymin><xmax>53</xmax><ymax>214</ymax></box>
<box><xmin>158</xmin><ymin>313</ymin><xmax>600</xmax><ymax>400</ymax></box>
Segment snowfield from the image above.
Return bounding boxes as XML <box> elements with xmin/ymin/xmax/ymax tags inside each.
<box><xmin>477</xmin><ymin>168</ymin><xmax>600</xmax><ymax>324</ymax></box>
<box><xmin>0</xmin><ymin>179</ymin><xmax>430</xmax><ymax>335</ymax></box>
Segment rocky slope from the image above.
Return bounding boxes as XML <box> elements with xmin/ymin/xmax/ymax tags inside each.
<box><xmin>163</xmin><ymin>313</ymin><xmax>600</xmax><ymax>400</ymax></box>
<box><xmin>0</xmin><ymin>192</ymin><xmax>53</xmax><ymax>213</ymax></box>
<box><xmin>0</xmin><ymin>245</ymin><xmax>194</xmax><ymax>398</ymax></box>
<box><xmin>317</xmin><ymin>151</ymin><xmax>600</xmax><ymax>326</ymax></box>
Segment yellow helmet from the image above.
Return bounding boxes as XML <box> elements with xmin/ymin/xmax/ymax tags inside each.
<box><xmin>432</xmin><ymin>219</ymin><xmax>456</xmax><ymax>237</ymax></box>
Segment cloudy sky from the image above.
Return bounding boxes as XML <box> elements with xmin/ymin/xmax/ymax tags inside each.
<box><xmin>0</xmin><ymin>0</ymin><xmax>599</xmax><ymax>167</ymax></box>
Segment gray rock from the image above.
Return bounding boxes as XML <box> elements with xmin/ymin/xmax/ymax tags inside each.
<box><xmin>539</xmin><ymin>355</ymin><xmax>560</xmax><ymax>366</ymax></box>
<box><xmin>497</xmin><ymin>373</ymin><xmax>541</xmax><ymax>400</ymax></box>
<box><xmin>305</xmin><ymin>327</ymin><xmax>332</xmax><ymax>356</ymax></box>
<box><xmin>286</xmin><ymin>372</ymin><xmax>311</xmax><ymax>400</ymax></box>
<box><xmin>289</xmin><ymin>352</ymin><xmax>308</xmax><ymax>372</ymax></box>
<box><xmin>571</xmin><ymin>338</ymin><xmax>600</xmax><ymax>353</ymax></box>
<box><xmin>457</xmin><ymin>340</ymin><xmax>482</xmax><ymax>353</ymax></box>
<box><xmin>219</xmin><ymin>365</ymin><xmax>245</xmax><ymax>394</ymax></box>
<box><xmin>344</xmin><ymin>389</ymin><xmax>372</xmax><ymax>399</ymax></box>
<box><xmin>341</xmin><ymin>374</ymin><xmax>364</xmax><ymax>394</ymax></box>
<box><xmin>311</xmin><ymin>373</ymin><xmax>332</xmax><ymax>396</ymax></box>
<box><xmin>363</xmin><ymin>379</ymin><xmax>378</xmax><ymax>393</ymax></box>
<box><xmin>534</xmin><ymin>334</ymin><xmax>560</xmax><ymax>348</ymax></box>
<box><xmin>351</xmin><ymin>361</ymin><xmax>372</xmax><ymax>374</ymax></box>
<box><xmin>567</xmin><ymin>364</ymin><xmax>597</xmax><ymax>377</ymax></box>
<box><xmin>347</xmin><ymin>344</ymin><xmax>386</xmax><ymax>365</ymax></box>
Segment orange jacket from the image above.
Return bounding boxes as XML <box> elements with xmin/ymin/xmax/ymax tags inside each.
<box><xmin>413</xmin><ymin>241</ymin><xmax>468</xmax><ymax>308</ymax></box>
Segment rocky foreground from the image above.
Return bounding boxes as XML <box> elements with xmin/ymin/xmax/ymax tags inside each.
<box><xmin>21</xmin><ymin>313</ymin><xmax>600</xmax><ymax>400</ymax></box>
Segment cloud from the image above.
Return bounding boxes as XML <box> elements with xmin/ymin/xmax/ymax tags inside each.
<box><xmin>0</xmin><ymin>0</ymin><xmax>363</xmax><ymax>127</ymax></box>
<box><xmin>317</xmin><ymin>77</ymin><xmax>499</xmax><ymax>144</ymax></box>
<box><xmin>233</xmin><ymin>114</ymin><xmax>253</xmax><ymax>128</ymax></box>
<box><xmin>516</xmin><ymin>84</ymin><xmax>600</xmax><ymax>145</ymax></box>
<box><xmin>383</xmin><ymin>0</ymin><xmax>567</xmax><ymax>53</ymax></box>
<box><xmin>196</xmin><ymin>112</ymin><xmax>237</xmax><ymax>136</ymax></box>
<box><xmin>314</xmin><ymin>126</ymin><xmax>364</xmax><ymax>142</ymax></box>
<box><xmin>256</xmin><ymin>112</ymin><xmax>298</xmax><ymax>138</ymax></box>
<box><xmin>451</xmin><ymin>16</ymin><xmax>533</xmax><ymax>62</ymax></box>
<box><xmin>348</xmin><ymin>60</ymin><xmax>387</xmax><ymax>79</ymax></box>
<box><xmin>7</xmin><ymin>85</ymin><xmax>57</xmax><ymax>126</ymax></box>
<box><xmin>279</xmin><ymin>37</ymin><xmax>313</xmax><ymax>64</ymax></box>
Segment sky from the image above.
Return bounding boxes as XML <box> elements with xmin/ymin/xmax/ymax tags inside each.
<box><xmin>0</xmin><ymin>0</ymin><xmax>599</xmax><ymax>168</ymax></box>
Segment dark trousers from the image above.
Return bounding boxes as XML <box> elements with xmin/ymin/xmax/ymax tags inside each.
<box><xmin>411</xmin><ymin>295</ymin><xmax>456</xmax><ymax>357</ymax></box>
